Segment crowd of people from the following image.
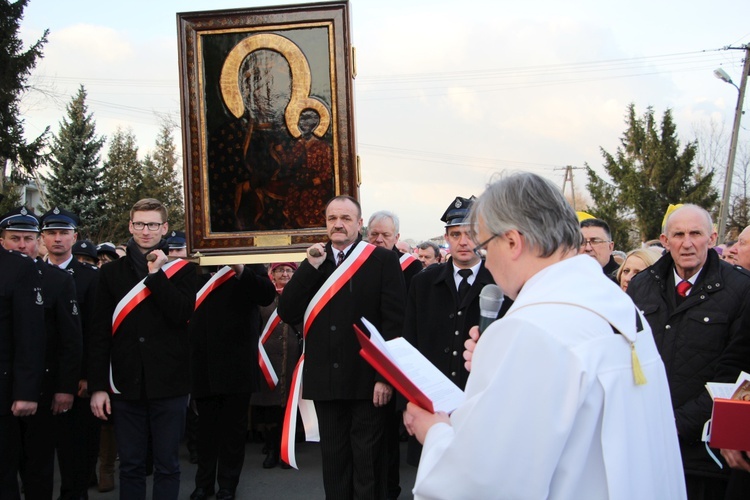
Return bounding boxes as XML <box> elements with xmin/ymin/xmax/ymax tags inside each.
<box><xmin>2</xmin><ymin>177</ymin><xmax>750</xmax><ymax>499</ymax></box>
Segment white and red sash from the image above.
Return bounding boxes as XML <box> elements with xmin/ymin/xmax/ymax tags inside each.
<box><xmin>281</xmin><ymin>241</ymin><xmax>376</xmax><ymax>469</ymax></box>
<box><xmin>258</xmin><ymin>309</ymin><xmax>282</xmax><ymax>389</ymax></box>
<box><xmin>195</xmin><ymin>266</ymin><xmax>236</xmax><ymax>311</ymax></box>
<box><xmin>109</xmin><ymin>258</ymin><xmax>189</xmax><ymax>394</ymax></box>
<box><xmin>399</xmin><ymin>252</ymin><xmax>418</xmax><ymax>271</ymax></box>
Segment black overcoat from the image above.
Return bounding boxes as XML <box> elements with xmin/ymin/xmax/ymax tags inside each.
<box><xmin>88</xmin><ymin>251</ymin><xmax>196</xmax><ymax>400</ymax></box>
<box><xmin>0</xmin><ymin>250</ymin><xmax>45</xmax><ymax>413</ymax></box>
<box><xmin>189</xmin><ymin>264</ymin><xmax>275</xmax><ymax>398</ymax></box>
<box><xmin>277</xmin><ymin>239</ymin><xmax>406</xmax><ymax>401</ymax></box>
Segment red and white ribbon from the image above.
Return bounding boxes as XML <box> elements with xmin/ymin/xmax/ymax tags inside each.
<box><xmin>258</xmin><ymin>309</ymin><xmax>282</xmax><ymax>389</ymax></box>
<box><xmin>195</xmin><ymin>265</ymin><xmax>236</xmax><ymax>311</ymax></box>
<box><xmin>109</xmin><ymin>258</ymin><xmax>189</xmax><ymax>394</ymax></box>
<box><xmin>281</xmin><ymin>242</ymin><xmax>376</xmax><ymax>469</ymax></box>
<box><xmin>399</xmin><ymin>252</ymin><xmax>418</xmax><ymax>271</ymax></box>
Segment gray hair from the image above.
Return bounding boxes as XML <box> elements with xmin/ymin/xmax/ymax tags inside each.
<box><xmin>470</xmin><ymin>172</ymin><xmax>580</xmax><ymax>258</ymax></box>
<box><xmin>663</xmin><ymin>204</ymin><xmax>713</xmax><ymax>236</ymax></box>
<box><xmin>367</xmin><ymin>210</ymin><xmax>400</xmax><ymax>234</ymax></box>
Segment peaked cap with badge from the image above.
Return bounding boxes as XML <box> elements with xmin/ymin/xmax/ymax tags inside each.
<box><xmin>40</xmin><ymin>206</ymin><xmax>80</xmax><ymax>231</ymax></box>
<box><xmin>440</xmin><ymin>196</ymin><xmax>476</xmax><ymax>227</ymax></box>
<box><xmin>0</xmin><ymin>206</ymin><xmax>40</xmax><ymax>232</ymax></box>
<box><xmin>166</xmin><ymin>230</ymin><xmax>186</xmax><ymax>250</ymax></box>
<box><xmin>73</xmin><ymin>239</ymin><xmax>99</xmax><ymax>262</ymax></box>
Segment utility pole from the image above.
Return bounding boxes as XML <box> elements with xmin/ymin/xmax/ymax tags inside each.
<box><xmin>558</xmin><ymin>165</ymin><xmax>580</xmax><ymax>210</ymax></box>
<box><xmin>717</xmin><ymin>44</ymin><xmax>750</xmax><ymax>243</ymax></box>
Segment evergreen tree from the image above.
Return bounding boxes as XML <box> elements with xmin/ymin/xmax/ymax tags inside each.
<box><xmin>142</xmin><ymin>120</ymin><xmax>185</xmax><ymax>230</ymax></box>
<box><xmin>101</xmin><ymin>128</ymin><xmax>143</xmax><ymax>242</ymax></box>
<box><xmin>45</xmin><ymin>85</ymin><xmax>106</xmax><ymax>238</ymax></box>
<box><xmin>0</xmin><ymin>0</ymin><xmax>48</xmax><ymax>213</ymax></box>
<box><xmin>586</xmin><ymin>104</ymin><xmax>718</xmax><ymax>245</ymax></box>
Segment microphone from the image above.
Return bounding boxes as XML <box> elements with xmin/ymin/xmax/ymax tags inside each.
<box><xmin>478</xmin><ymin>284</ymin><xmax>504</xmax><ymax>335</ymax></box>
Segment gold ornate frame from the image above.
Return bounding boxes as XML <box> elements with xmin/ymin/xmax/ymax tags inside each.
<box><xmin>177</xmin><ymin>2</ymin><xmax>357</xmax><ymax>260</ymax></box>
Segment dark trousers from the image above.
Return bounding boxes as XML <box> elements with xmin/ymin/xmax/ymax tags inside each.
<box><xmin>111</xmin><ymin>396</ymin><xmax>188</xmax><ymax>500</ymax></box>
<box><xmin>19</xmin><ymin>402</ymin><xmax>55</xmax><ymax>500</ymax></box>
<box><xmin>315</xmin><ymin>399</ymin><xmax>388</xmax><ymax>500</ymax></box>
<box><xmin>684</xmin><ymin>473</ymin><xmax>727</xmax><ymax>500</ymax></box>
<box><xmin>0</xmin><ymin>414</ymin><xmax>22</xmax><ymax>500</ymax></box>
<box><xmin>57</xmin><ymin>395</ymin><xmax>101</xmax><ymax>499</ymax></box>
<box><xmin>384</xmin><ymin>399</ymin><xmax>401</xmax><ymax>499</ymax></box>
<box><xmin>194</xmin><ymin>393</ymin><xmax>250</xmax><ymax>493</ymax></box>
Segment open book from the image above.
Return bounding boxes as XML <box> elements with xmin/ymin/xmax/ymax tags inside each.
<box><xmin>354</xmin><ymin>317</ymin><xmax>464</xmax><ymax>413</ymax></box>
<box><xmin>706</xmin><ymin>371</ymin><xmax>750</xmax><ymax>400</ymax></box>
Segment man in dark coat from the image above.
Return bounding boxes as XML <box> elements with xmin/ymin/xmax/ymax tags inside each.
<box><xmin>1</xmin><ymin>207</ymin><xmax>82</xmax><ymax>500</ymax></box>
<box><xmin>41</xmin><ymin>206</ymin><xmax>101</xmax><ymax>499</ymax></box>
<box><xmin>402</xmin><ymin>196</ymin><xmax>509</xmax><ymax>466</ymax></box>
<box><xmin>278</xmin><ymin>195</ymin><xmax>406</xmax><ymax>500</ymax></box>
<box><xmin>0</xmin><ymin>210</ymin><xmax>46</xmax><ymax>499</ymax></box>
<box><xmin>0</xmin><ymin>243</ymin><xmax>45</xmax><ymax>500</ymax></box>
<box><xmin>366</xmin><ymin>209</ymin><xmax>422</xmax><ymax>499</ymax></box>
<box><xmin>580</xmin><ymin>217</ymin><xmax>619</xmax><ymax>281</ymax></box>
<box><xmin>627</xmin><ymin>204</ymin><xmax>750</xmax><ymax>499</ymax></box>
<box><xmin>189</xmin><ymin>263</ymin><xmax>275</xmax><ymax>500</ymax></box>
<box><xmin>89</xmin><ymin>198</ymin><xmax>197</xmax><ymax>500</ymax></box>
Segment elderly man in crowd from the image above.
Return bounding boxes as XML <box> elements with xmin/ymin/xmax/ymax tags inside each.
<box><xmin>627</xmin><ymin>204</ymin><xmax>750</xmax><ymax>499</ymax></box>
<box><xmin>404</xmin><ymin>172</ymin><xmax>686</xmax><ymax>499</ymax></box>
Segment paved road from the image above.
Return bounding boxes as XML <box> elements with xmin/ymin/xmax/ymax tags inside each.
<box><xmin>54</xmin><ymin>439</ymin><xmax>418</xmax><ymax>499</ymax></box>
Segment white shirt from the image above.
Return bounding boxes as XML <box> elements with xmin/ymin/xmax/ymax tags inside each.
<box><xmin>452</xmin><ymin>261</ymin><xmax>481</xmax><ymax>290</ymax></box>
<box><xmin>413</xmin><ymin>255</ymin><xmax>686</xmax><ymax>500</ymax></box>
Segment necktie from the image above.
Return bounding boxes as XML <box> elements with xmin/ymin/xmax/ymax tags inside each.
<box><xmin>336</xmin><ymin>251</ymin><xmax>345</xmax><ymax>267</ymax></box>
<box><xmin>457</xmin><ymin>269</ymin><xmax>473</xmax><ymax>301</ymax></box>
<box><xmin>676</xmin><ymin>280</ymin><xmax>692</xmax><ymax>297</ymax></box>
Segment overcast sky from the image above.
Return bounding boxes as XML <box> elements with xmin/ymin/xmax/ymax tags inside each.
<box><xmin>19</xmin><ymin>0</ymin><xmax>750</xmax><ymax>242</ymax></box>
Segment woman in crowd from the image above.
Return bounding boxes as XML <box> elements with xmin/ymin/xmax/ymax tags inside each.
<box><xmin>617</xmin><ymin>248</ymin><xmax>663</xmax><ymax>293</ymax></box>
<box><xmin>251</xmin><ymin>262</ymin><xmax>303</xmax><ymax>469</ymax></box>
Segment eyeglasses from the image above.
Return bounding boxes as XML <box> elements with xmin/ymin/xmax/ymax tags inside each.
<box><xmin>580</xmin><ymin>238</ymin><xmax>610</xmax><ymax>247</ymax></box>
<box><xmin>131</xmin><ymin>221</ymin><xmax>164</xmax><ymax>231</ymax></box>
<box><xmin>472</xmin><ymin>234</ymin><xmax>499</xmax><ymax>258</ymax></box>
<box><xmin>273</xmin><ymin>268</ymin><xmax>294</xmax><ymax>274</ymax></box>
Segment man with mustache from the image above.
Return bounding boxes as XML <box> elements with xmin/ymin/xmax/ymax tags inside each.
<box><xmin>278</xmin><ymin>195</ymin><xmax>406</xmax><ymax>499</ymax></box>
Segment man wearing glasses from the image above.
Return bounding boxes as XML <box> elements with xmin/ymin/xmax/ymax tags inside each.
<box><xmin>580</xmin><ymin>218</ymin><xmax>619</xmax><ymax>281</ymax></box>
<box><xmin>89</xmin><ymin>198</ymin><xmax>197</xmax><ymax>500</ymax></box>
<box><xmin>402</xmin><ymin>196</ymin><xmax>508</xmax><ymax>466</ymax></box>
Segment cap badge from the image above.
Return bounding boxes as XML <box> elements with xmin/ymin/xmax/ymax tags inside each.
<box><xmin>454</xmin><ymin>199</ymin><xmax>462</xmax><ymax>208</ymax></box>
<box><xmin>53</xmin><ymin>207</ymin><xmax>60</xmax><ymax>214</ymax></box>
<box><xmin>20</xmin><ymin>207</ymin><xmax>28</xmax><ymax>215</ymax></box>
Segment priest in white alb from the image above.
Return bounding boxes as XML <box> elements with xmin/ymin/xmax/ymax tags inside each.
<box><xmin>403</xmin><ymin>172</ymin><xmax>686</xmax><ymax>500</ymax></box>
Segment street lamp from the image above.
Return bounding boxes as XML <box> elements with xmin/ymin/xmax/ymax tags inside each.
<box><xmin>715</xmin><ymin>46</ymin><xmax>750</xmax><ymax>244</ymax></box>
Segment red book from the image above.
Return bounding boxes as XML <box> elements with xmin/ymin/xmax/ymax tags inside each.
<box><xmin>709</xmin><ymin>399</ymin><xmax>750</xmax><ymax>451</ymax></box>
<box><xmin>354</xmin><ymin>318</ymin><xmax>464</xmax><ymax>413</ymax></box>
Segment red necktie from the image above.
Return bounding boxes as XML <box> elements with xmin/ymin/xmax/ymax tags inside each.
<box><xmin>676</xmin><ymin>280</ymin><xmax>692</xmax><ymax>297</ymax></box>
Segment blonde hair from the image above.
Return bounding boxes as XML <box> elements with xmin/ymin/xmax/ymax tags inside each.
<box><xmin>616</xmin><ymin>248</ymin><xmax>663</xmax><ymax>284</ymax></box>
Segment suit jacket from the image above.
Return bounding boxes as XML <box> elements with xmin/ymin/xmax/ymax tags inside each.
<box><xmin>190</xmin><ymin>264</ymin><xmax>275</xmax><ymax>398</ymax></box>
<box><xmin>277</xmin><ymin>238</ymin><xmax>406</xmax><ymax>400</ymax></box>
<box><xmin>61</xmin><ymin>258</ymin><xmax>99</xmax><ymax>380</ymax></box>
<box><xmin>0</xmin><ymin>250</ymin><xmax>45</xmax><ymax>414</ymax></box>
<box><xmin>403</xmin><ymin>258</ymin><xmax>509</xmax><ymax>390</ymax></box>
<box><xmin>88</xmin><ymin>249</ymin><xmax>197</xmax><ymax>400</ymax></box>
<box><xmin>37</xmin><ymin>260</ymin><xmax>82</xmax><ymax>402</ymax></box>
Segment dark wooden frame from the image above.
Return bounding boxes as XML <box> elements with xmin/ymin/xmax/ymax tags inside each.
<box><xmin>177</xmin><ymin>1</ymin><xmax>357</xmax><ymax>258</ymax></box>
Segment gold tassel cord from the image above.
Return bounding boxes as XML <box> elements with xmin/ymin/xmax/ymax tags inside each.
<box><xmin>631</xmin><ymin>343</ymin><xmax>647</xmax><ymax>385</ymax></box>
